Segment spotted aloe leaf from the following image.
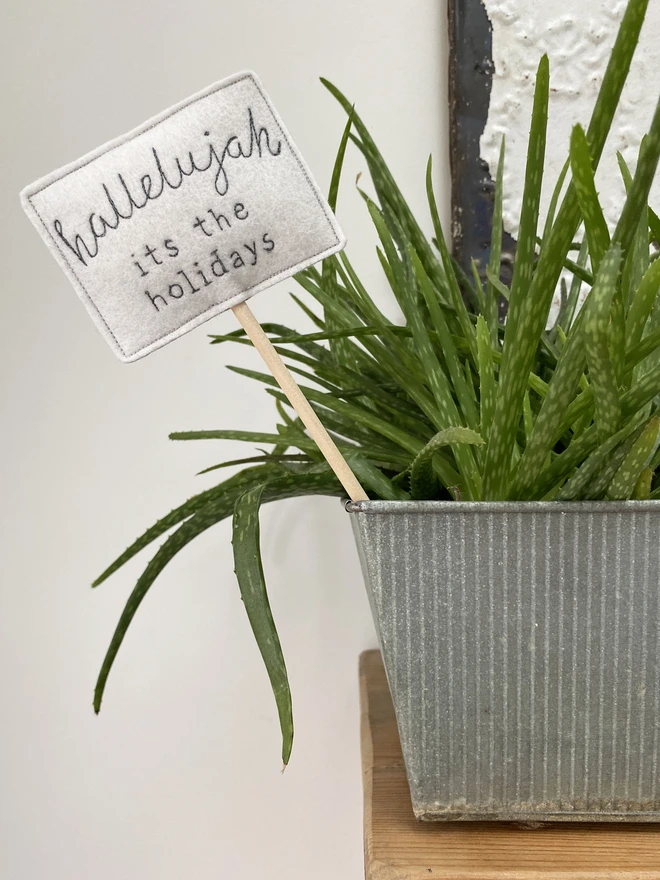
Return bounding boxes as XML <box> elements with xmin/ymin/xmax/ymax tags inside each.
<box><xmin>476</xmin><ymin>316</ymin><xmax>496</xmax><ymax>441</ymax></box>
<box><xmin>626</xmin><ymin>259</ymin><xmax>660</xmax><ymax>349</ymax></box>
<box><xmin>408</xmin><ymin>428</ymin><xmax>484</xmax><ymax>500</ymax></box>
<box><xmin>583</xmin><ymin>244</ymin><xmax>623</xmax><ymax>440</ymax></box>
<box><xmin>92</xmin><ymin>465</ymin><xmax>283</xmax><ymax>588</ymax></box>
<box><xmin>632</xmin><ymin>467</ymin><xmax>654</xmax><ymax>499</ymax></box>
<box><xmin>507</xmin><ymin>55</ymin><xmax>549</xmax><ymax>334</ymax></box>
<box><xmin>93</xmin><ymin>470</ymin><xmax>342</xmax><ymax>720</ymax></box>
<box><xmin>569</xmin><ymin>124</ymin><xmax>610</xmax><ymax>273</ymax></box>
<box><xmin>556</xmin><ymin>414</ymin><xmax>647</xmax><ymax>501</ymax></box>
<box><xmin>232</xmin><ymin>484</ymin><xmax>293</xmax><ymax>765</ymax></box>
<box><xmin>508</xmin><ymin>303</ymin><xmax>591</xmax><ymax>499</ymax></box>
<box><xmin>485</xmin><ymin>136</ymin><xmax>506</xmax><ymax>346</ymax></box>
<box><xmin>606</xmin><ymin>416</ymin><xmax>660</xmax><ymax>499</ymax></box>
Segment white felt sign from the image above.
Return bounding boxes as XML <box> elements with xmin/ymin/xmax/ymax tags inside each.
<box><xmin>21</xmin><ymin>72</ymin><xmax>346</xmax><ymax>362</ymax></box>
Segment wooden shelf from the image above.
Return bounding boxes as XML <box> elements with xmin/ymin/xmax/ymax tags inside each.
<box><xmin>359</xmin><ymin>650</ymin><xmax>660</xmax><ymax>880</ymax></box>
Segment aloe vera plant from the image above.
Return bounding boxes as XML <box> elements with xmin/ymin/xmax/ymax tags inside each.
<box><xmin>94</xmin><ymin>0</ymin><xmax>660</xmax><ymax>764</ymax></box>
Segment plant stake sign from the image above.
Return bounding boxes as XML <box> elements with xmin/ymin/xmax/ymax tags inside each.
<box><xmin>21</xmin><ymin>72</ymin><xmax>367</xmax><ymax>501</ymax></box>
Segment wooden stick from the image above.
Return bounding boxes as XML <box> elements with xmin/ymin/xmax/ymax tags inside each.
<box><xmin>232</xmin><ymin>301</ymin><xmax>369</xmax><ymax>501</ymax></box>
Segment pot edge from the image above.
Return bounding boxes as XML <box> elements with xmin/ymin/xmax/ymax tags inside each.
<box><xmin>344</xmin><ymin>498</ymin><xmax>660</xmax><ymax>515</ymax></box>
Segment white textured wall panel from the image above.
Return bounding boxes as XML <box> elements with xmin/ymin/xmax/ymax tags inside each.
<box><xmin>481</xmin><ymin>0</ymin><xmax>660</xmax><ymax>237</ymax></box>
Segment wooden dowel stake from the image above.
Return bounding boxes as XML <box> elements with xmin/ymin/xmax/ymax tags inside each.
<box><xmin>232</xmin><ymin>301</ymin><xmax>369</xmax><ymax>502</ymax></box>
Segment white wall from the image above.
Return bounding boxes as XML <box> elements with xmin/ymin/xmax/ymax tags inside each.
<box><xmin>1</xmin><ymin>2</ymin><xmax>449</xmax><ymax>878</ymax></box>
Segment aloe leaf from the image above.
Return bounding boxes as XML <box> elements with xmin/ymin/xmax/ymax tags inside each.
<box><xmin>406</xmin><ymin>247</ymin><xmax>482</xmax><ymax>495</ymax></box>
<box><xmin>485</xmin><ymin>59</ymin><xmax>557</xmax><ymax>497</ymax></box>
<box><xmin>612</xmin><ymin>96</ymin><xmax>660</xmax><ymax>256</ymax></box>
<box><xmin>649</xmin><ymin>205</ymin><xmax>660</xmax><ymax>245</ymax></box>
<box><xmin>170</xmin><ymin>426</ymin><xmax>349</xmax><ymax>461</ymax></box>
<box><xmin>562</xmin><ymin>256</ymin><xmax>595</xmax><ymax>287</ymax></box>
<box><xmin>536</xmin><ymin>358</ymin><xmax>660</xmax><ymax>499</ymax></box>
<box><xmin>327</xmin><ymin>109</ymin><xmax>354</xmax><ymax>213</ymax></box>
<box><xmin>522</xmin><ymin>391</ymin><xmax>534</xmax><ymax>444</ymax></box>
<box><xmin>289</xmin><ymin>311</ymin><xmax>422</xmax><ymax>411</ymax></box>
<box><xmin>365</xmin><ymin>197</ymin><xmax>420</xmax><ymax>319</ymax></box>
<box><xmin>609</xmin><ymin>287</ymin><xmax>627</xmax><ymax>385</ymax></box>
<box><xmin>483</xmin><ymin>0</ymin><xmax>650</xmax><ymax>500</ymax></box>
<box><xmin>408</xmin><ymin>428</ymin><xmax>484</xmax><ymax>500</ymax></box>
<box><xmin>531</xmin><ymin>425</ymin><xmax>599</xmax><ymax>500</ymax></box>
<box><xmin>507</xmin><ymin>246</ymin><xmax>620</xmax><ymax>497</ymax></box>
<box><xmin>621</xmin><ymin>359</ymin><xmax>660</xmax><ymax>420</ymax></box>
<box><xmin>569</xmin><ymin>124</ymin><xmax>610</xmax><ymax>272</ymax></box>
<box><xmin>508</xmin><ymin>55</ymin><xmax>550</xmax><ymax>334</ymax></box>
<box><xmin>485</xmin><ymin>268</ymin><xmax>511</xmax><ymax>302</ymax></box>
<box><xmin>197</xmin><ymin>455</ymin><xmax>311</xmax><ymax>476</ymax></box>
<box><xmin>476</xmin><ymin>315</ymin><xmax>496</xmax><ymax>440</ymax></box>
<box><xmin>606</xmin><ymin>416</ymin><xmax>660</xmax><ymax>499</ymax></box>
<box><xmin>410</xmin><ymin>247</ymin><xmax>479</xmax><ymax>430</ymax></box>
<box><xmin>555</xmin><ymin>415</ymin><xmax>646</xmax><ymax>500</ymax></box>
<box><xmin>632</xmin><ymin>467</ymin><xmax>654</xmax><ymax>499</ymax></box>
<box><xmin>271</xmin><ymin>325</ymin><xmax>392</xmax><ymax>345</ymax></box>
<box><xmin>556</xmin><ymin>321</ymin><xmax>660</xmax><ymax>439</ymax></box>
<box><xmin>263</xmin><ymin>385</ymin><xmax>420</xmax><ymax>460</ymax></box>
<box><xmin>558</xmin><ymin>238</ymin><xmax>589</xmax><ymax>334</ymax></box>
<box><xmin>618</xmin><ymin>146</ymin><xmax>650</xmax><ymax>309</ymax></box>
<box><xmin>629</xmin><ymin>324</ymin><xmax>660</xmax><ymax>367</ymax></box>
<box><xmin>92</xmin><ymin>466</ymin><xmax>278</xmax><ymax>587</ymax></box>
<box><xmin>299</xmin><ymin>273</ymin><xmax>447</xmax><ymax>428</ymax></box>
<box><xmin>470</xmin><ymin>258</ymin><xmax>487</xmax><ymax>315</ymax></box>
<box><xmin>485</xmin><ymin>136</ymin><xmax>506</xmax><ymax>345</ymax></box>
<box><xmin>271</xmin><ymin>343</ymin><xmax>435</xmax><ymax>435</ymax></box>
<box><xmin>617</xmin><ymin>148</ymin><xmax>635</xmax><ymax>192</ymax></box>
<box><xmin>170</xmin><ymin>429</ymin><xmax>303</xmax><ymax>445</ymax></box>
<box><xmin>583</xmin><ymin>422</ymin><xmax>647</xmax><ymax>499</ymax></box>
<box><xmin>541</xmin><ymin>157</ymin><xmax>570</xmax><ymax>246</ymax></box>
<box><xmin>587</xmin><ymin>1</ymin><xmax>650</xmax><ymax>165</ymax></box>
<box><xmin>343</xmin><ymin>451</ymin><xmax>410</xmax><ymax>500</ymax></box>
<box><xmin>508</xmin><ymin>319</ymin><xmax>587</xmax><ymax>497</ymax></box>
<box><xmin>232</xmin><ymin>484</ymin><xmax>294</xmax><ymax>765</ymax></box>
<box><xmin>321</xmin><ymin>77</ymin><xmax>449</xmax><ymax>301</ymax></box>
<box><xmin>271</xmin><ymin>402</ymin><xmax>299</xmax><ymax>456</ymax></box>
<box><xmin>626</xmin><ymin>255</ymin><xmax>660</xmax><ymax>348</ymax></box>
<box><xmin>93</xmin><ymin>470</ymin><xmax>342</xmax><ymax>716</ymax></box>
<box><xmin>425</xmin><ymin>157</ymin><xmax>478</xmax><ymax>361</ymax></box>
<box><xmin>271</xmin><ymin>378</ymin><xmax>428</xmax><ymax>456</ymax></box>
<box><xmin>584</xmin><ymin>244</ymin><xmax>623</xmax><ymax>439</ymax></box>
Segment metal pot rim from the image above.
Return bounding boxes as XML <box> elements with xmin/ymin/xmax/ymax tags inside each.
<box><xmin>344</xmin><ymin>499</ymin><xmax>660</xmax><ymax>515</ymax></box>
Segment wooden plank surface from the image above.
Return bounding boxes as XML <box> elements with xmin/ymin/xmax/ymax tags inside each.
<box><xmin>359</xmin><ymin>650</ymin><xmax>660</xmax><ymax>880</ymax></box>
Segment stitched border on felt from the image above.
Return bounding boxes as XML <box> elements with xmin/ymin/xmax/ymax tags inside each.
<box><xmin>26</xmin><ymin>73</ymin><xmax>341</xmax><ymax>360</ymax></box>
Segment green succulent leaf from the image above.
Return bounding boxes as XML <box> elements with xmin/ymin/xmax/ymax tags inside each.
<box><xmin>476</xmin><ymin>315</ymin><xmax>496</xmax><ymax>441</ymax></box>
<box><xmin>485</xmin><ymin>136</ymin><xmax>506</xmax><ymax>345</ymax></box>
<box><xmin>232</xmin><ymin>484</ymin><xmax>294</xmax><ymax>766</ymax></box>
<box><xmin>606</xmin><ymin>416</ymin><xmax>660</xmax><ymax>499</ymax></box>
<box><xmin>583</xmin><ymin>244</ymin><xmax>623</xmax><ymax>440</ymax></box>
<box><xmin>92</xmin><ymin>466</ymin><xmax>281</xmax><ymax>588</ymax></box>
<box><xmin>408</xmin><ymin>428</ymin><xmax>484</xmax><ymax>500</ymax></box>
<box><xmin>93</xmin><ymin>471</ymin><xmax>342</xmax><ymax>716</ymax></box>
<box><xmin>626</xmin><ymin>258</ymin><xmax>660</xmax><ymax>348</ymax></box>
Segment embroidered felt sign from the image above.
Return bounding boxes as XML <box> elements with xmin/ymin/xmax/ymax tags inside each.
<box><xmin>20</xmin><ymin>72</ymin><xmax>346</xmax><ymax>362</ymax></box>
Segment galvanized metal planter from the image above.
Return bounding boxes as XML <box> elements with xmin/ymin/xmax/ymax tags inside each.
<box><xmin>347</xmin><ymin>500</ymin><xmax>660</xmax><ymax>822</ymax></box>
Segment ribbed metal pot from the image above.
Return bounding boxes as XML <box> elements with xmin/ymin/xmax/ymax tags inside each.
<box><xmin>346</xmin><ymin>499</ymin><xmax>660</xmax><ymax>822</ymax></box>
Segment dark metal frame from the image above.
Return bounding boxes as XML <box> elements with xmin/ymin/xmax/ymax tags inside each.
<box><xmin>448</xmin><ymin>0</ymin><xmax>515</xmax><ymax>287</ymax></box>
